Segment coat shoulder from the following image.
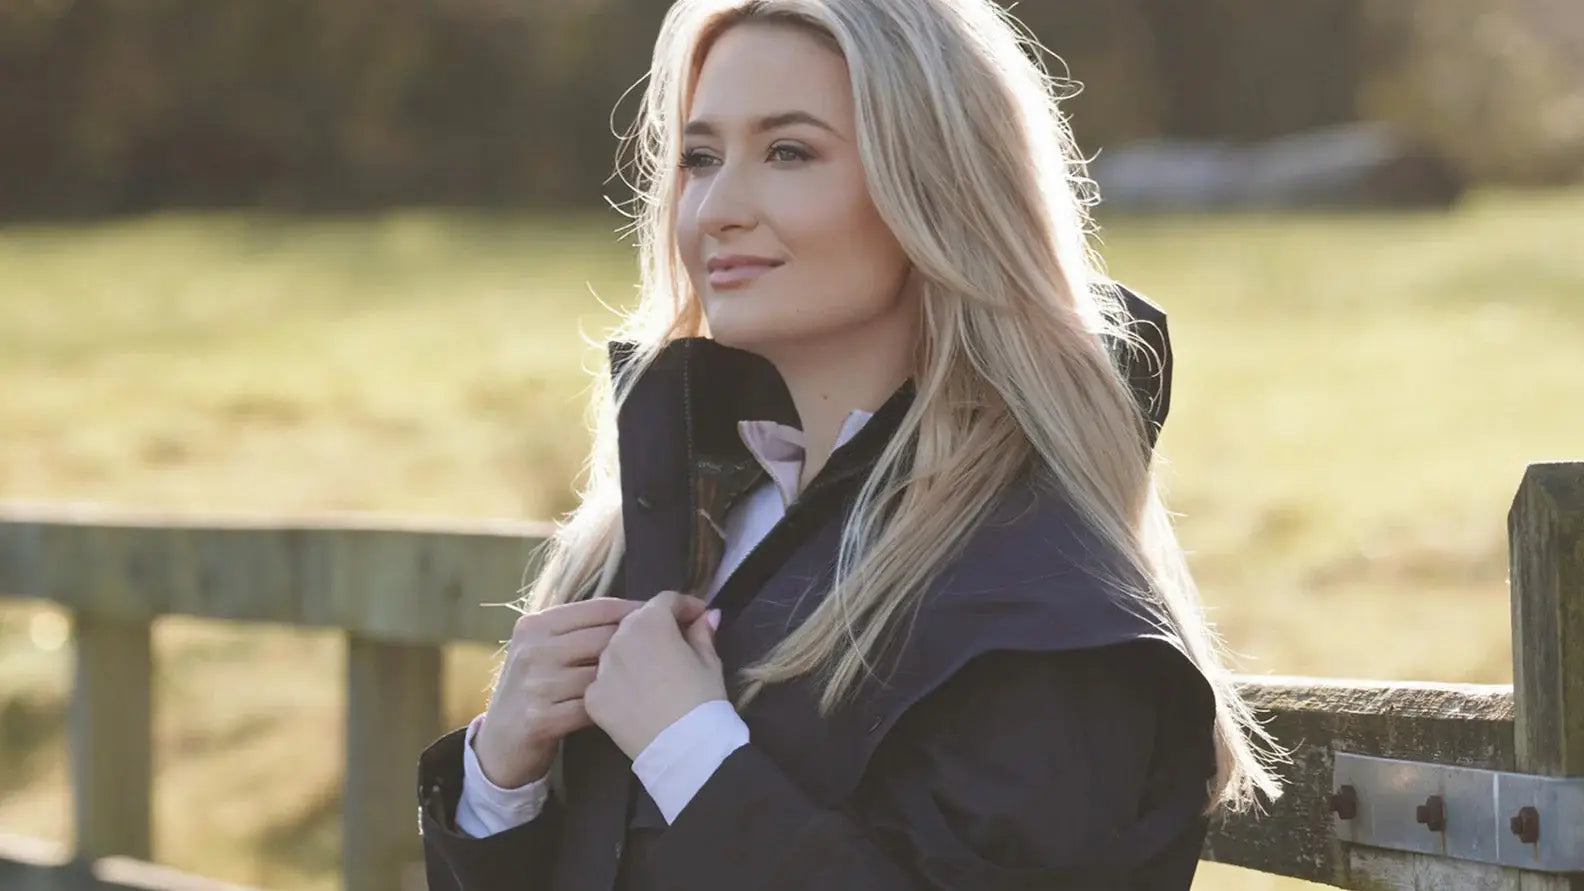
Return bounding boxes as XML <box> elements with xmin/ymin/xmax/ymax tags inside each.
<box><xmin>798</xmin><ymin>476</ymin><xmax>1213</xmax><ymax>803</ymax></box>
<box><xmin>906</xmin><ymin>474</ymin><xmax>1182</xmax><ymax>657</ymax></box>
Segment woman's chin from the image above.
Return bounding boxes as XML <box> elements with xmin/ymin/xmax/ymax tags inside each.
<box><xmin>707</xmin><ymin>328</ymin><xmax>777</xmax><ymax>354</ymax></box>
<box><xmin>702</xmin><ymin>314</ymin><xmax>784</xmax><ymax>352</ymax></box>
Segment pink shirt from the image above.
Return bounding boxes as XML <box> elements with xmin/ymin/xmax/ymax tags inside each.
<box><xmin>456</xmin><ymin>409</ymin><xmax>876</xmax><ymax>837</ymax></box>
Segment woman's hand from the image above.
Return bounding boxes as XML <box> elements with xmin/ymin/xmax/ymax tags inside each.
<box><xmin>472</xmin><ymin>597</ymin><xmax>645</xmax><ymax>789</ymax></box>
<box><xmin>585</xmin><ymin>590</ymin><xmax>727</xmax><ymax>761</ymax></box>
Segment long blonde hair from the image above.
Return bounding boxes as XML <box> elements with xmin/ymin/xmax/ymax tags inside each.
<box><xmin>514</xmin><ymin>0</ymin><xmax>1284</xmax><ymax>814</ymax></box>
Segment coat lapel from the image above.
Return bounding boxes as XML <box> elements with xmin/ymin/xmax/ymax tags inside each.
<box><xmin>607</xmin><ymin>336</ymin><xmax>912</xmax><ymax>605</ymax></box>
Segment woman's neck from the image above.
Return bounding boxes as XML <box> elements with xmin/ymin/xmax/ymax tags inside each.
<box><xmin>756</xmin><ymin>316</ymin><xmax>916</xmax><ymax>495</ymax></box>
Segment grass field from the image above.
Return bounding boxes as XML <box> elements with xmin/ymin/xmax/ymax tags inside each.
<box><xmin>2</xmin><ymin>188</ymin><xmax>1582</xmax><ymax>889</ymax></box>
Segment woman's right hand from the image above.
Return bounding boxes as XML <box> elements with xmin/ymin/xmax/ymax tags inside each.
<box><xmin>472</xmin><ymin>597</ymin><xmax>646</xmax><ymax>789</ymax></box>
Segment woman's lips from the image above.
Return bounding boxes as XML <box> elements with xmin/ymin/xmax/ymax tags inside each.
<box><xmin>708</xmin><ymin>262</ymin><xmax>782</xmax><ymax>289</ymax></box>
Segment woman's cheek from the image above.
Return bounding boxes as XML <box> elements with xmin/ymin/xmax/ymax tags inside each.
<box><xmin>674</xmin><ymin>206</ymin><xmax>699</xmax><ymax>266</ymax></box>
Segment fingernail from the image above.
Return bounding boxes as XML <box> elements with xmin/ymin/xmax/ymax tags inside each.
<box><xmin>706</xmin><ymin>609</ymin><xmax>721</xmax><ymax>630</ymax></box>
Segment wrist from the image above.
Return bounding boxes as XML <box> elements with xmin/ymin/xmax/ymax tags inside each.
<box><xmin>632</xmin><ymin>700</ymin><xmax>750</xmax><ymax>824</ymax></box>
<box><xmin>468</xmin><ymin>718</ymin><xmax>551</xmax><ymax>790</ymax></box>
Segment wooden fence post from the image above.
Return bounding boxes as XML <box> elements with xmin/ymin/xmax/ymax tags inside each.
<box><xmin>69</xmin><ymin>611</ymin><xmax>153</xmax><ymax>863</ymax></box>
<box><xmin>343</xmin><ymin>636</ymin><xmax>442</xmax><ymax>891</ymax></box>
<box><xmin>1509</xmin><ymin>461</ymin><xmax>1584</xmax><ymax>891</ymax></box>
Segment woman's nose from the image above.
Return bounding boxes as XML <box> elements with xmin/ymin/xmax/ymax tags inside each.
<box><xmin>696</xmin><ymin>167</ymin><xmax>758</xmax><ymax>236</ymax></box>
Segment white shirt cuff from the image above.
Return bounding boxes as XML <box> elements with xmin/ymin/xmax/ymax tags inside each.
<box><xmin>455</xmin><ymin>713</ymin><xmax>552</xmax><ymax>837</ymax></box>
<box><xmin>631</xmin><ymin>699</ymin><xmax>751</xmax><ymax>825</ymax></box>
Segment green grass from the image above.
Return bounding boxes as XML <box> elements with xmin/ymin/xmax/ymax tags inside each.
<box><xmin>2</xmin><ymin>189</ymin><xmax>1582</xmax><ymax>889</ymax></box>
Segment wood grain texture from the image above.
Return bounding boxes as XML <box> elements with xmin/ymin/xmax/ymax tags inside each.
<box><xmin>1509</xmin><ymin>463</ymin><xmax>1584</xmax><ymax>891</ymax></box>
<box><xmin>0</xmin><ymin>503</ymin><xmax>550</xmax><ymax>646</ymax></box>
<box><xmin>1203</xmin><ymin>676</ymin><xmax>1515</xmax><ymax>887</ymax></box>
<box><xmin>1348</xmin><ymin>849</ymin><xmax>1522</xmax><ymax>890</ymax></box>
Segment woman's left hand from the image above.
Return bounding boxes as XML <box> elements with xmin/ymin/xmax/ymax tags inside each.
<box><xmin>584</xmin><ymin>590</ymin><xmax>727</xmax><ymax>761</ymax></box>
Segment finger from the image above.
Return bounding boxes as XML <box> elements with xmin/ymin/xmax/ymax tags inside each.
<box><xmin>558</xmin><ymin>596</ymin><xmax>647</xmax><ymax>631</ymax></box>
<box><xmin>534</xmin><ymin>697</ymin><xmax>593</xmax><ymax>739</ymax></box>
<box><xmin>682</xmin><ymin>610</ymin><xmax>718</xmax><ymax>660</ymax></box>
<box><xmin>646</xmin><ymin>590</ymin><xmax>711</xmax><ymax>625</ymax></box>
<box><xmin>544</xmin><ymin>624</ymin><xmax>620</xmax><ymax>665</ymax></box>
<box><xmin>531</xmin><ymin>665</ymin><xmax>598</xmax><ymax>703</ymax></box>
<box><xmin>534</xmin><ymin>597</ymin><xmax>645</xmax><ymax>636</ymax></box>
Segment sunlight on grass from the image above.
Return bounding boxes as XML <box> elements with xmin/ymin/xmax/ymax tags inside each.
<box><xmin>2</xmin><ymin>189</ymin><xmax>1581</xmax><ymax>889</ymax></box>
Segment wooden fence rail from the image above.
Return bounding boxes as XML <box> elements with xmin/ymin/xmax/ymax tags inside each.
<box><xmin>0</xmin><ymin>461</ymin><xmax>1579</xmax><ymax>890</ymax></box>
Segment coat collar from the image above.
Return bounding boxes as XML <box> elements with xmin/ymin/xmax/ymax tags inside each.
<box><xmin>606</xmin><ymin>336</ymin><xmax>915</xmax><ymax>477</ymax></box>
<box><xmin>605</xmin><ymin>336</ymin><xmax>916</xmax><ymax>595</ymax></box>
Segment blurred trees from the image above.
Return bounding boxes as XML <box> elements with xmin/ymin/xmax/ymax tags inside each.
<box><xmin>1360</xmin><ymin>0</ymin><xmax>1584</xmax><ymax>186</ymax></box>
<box><xmin>0</xmin><ymin>0</ymin><xmax>675</xmax><ymax>216</ymax></box>
<box><xmin>1013</xmin><ymin>0</ymin><xmax>1367</xmax><ymax>142</ymax></box>
<box><xmin>0</xmin><ymin>0</ymin><xmax>1578</xmax><ymax>220</ymax></box>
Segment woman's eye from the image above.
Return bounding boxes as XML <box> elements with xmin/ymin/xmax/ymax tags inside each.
<box><xmin>678</xmin><ymin>150</ymin><xmax>718</xmax><ymax>171</ymax></box>
<box><xmin>768</xmin><ymin>144</ymin><xmax>811</xmax><ymax>163</ymax></box>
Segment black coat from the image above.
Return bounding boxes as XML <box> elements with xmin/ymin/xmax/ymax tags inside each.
<box><xmin>416</xmin><ymin>286</ymin><xmax>1217</xmax><ymax>890</ymax></box>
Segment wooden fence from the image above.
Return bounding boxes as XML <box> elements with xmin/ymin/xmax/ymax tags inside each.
<box><xmin>0</xmin><ymin>461</ymin><xmax>1579</xmax><ymax>890</ymax></box>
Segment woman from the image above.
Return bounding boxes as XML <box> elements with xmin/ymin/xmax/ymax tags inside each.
<box><xmin>417</xmin><ymin>0</ymin><xmax>1283</xmax><ymax>888</ymax></box>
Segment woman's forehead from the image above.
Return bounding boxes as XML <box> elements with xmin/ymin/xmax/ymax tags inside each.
<box><xmin>688</xmin><ymin>24</ymin><xmax>852</xmax><ymax>129</ymax></box>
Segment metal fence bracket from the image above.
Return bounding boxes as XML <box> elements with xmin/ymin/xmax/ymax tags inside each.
<box><xmin>1330</xmin><ymin>752</ymin><xmax>1584</xmax><ymax>872</ymax></box>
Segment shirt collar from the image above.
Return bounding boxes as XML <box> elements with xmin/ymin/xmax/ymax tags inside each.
<box><xmin>738</xmin><ymin>409</ymin><xmax>876</xmax><ymax>508</ymax></box>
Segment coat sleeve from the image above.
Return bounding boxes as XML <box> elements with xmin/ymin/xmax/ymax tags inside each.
<box><xmin>416</xmin><ymin>725</ymin><xmax>563</xmax><ymax>890</ymax></box>
<box><xmin>645</xmin><ymin>641</ymin><xmax>1217</xmax><ymax>891</ymax></box>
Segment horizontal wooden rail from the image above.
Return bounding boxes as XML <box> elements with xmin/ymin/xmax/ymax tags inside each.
<box><xmin>0</xmin><ymin>502</ymin><xmax>549</xmax><ymax>646</ymax></box>
<box><xmin>0</xmin><ymin>502</ymin><xmax>550</xmax><ymax>891</ymax></box>
<box><xmin>1207</xmin><ymin>677</ymin><xmax>1517</xmax><ymax>886</ymax></box>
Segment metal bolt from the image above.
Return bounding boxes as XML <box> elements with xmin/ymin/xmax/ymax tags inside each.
<box><xmin>1327</xmin><ymin>785</ymin><xmax>1358</xmax><ymax>820</ymax></box>
<box><xmin>1510</xmin><ymin>806</ymin><xmax>1540</xmax><ymax>844</ymax></box>
<box><xmin>1415</xmin><ymin>795</ymin><xmax>1446</xmax><ymax>832</ymax></box>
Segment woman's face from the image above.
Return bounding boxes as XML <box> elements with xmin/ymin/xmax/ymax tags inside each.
<box><xmin>676</xmin><ymin>23</ymin><xmax>914</xmax><ymax>359</ymax></box>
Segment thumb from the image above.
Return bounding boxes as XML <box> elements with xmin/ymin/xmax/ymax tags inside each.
<box><xmin>661</xmin><ymin>591</ymin><xmax>711</xmax><ymax>626</ymax></box>
<box><xmin>684</xmin><ymin>609</ymin><xmax>721</xmax><ymax>659</ymax></box>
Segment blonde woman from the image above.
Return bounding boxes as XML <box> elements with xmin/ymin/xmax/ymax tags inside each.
<box><xmin>417</xmin><ymin>0</ymin><xmax>1283</xmax><ymax>888</ymax></box>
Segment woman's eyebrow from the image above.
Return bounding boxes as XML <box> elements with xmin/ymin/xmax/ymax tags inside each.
<box><xmin>683</xmin><ymin>111</ymin><xmax>841</xmax><ymax>138</ymax></box>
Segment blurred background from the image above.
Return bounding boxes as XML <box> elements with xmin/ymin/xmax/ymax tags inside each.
<box><xmin>1</xmin><ymin>0</ymin><xmax>1582</xmax><ymax>888</ymax></box>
